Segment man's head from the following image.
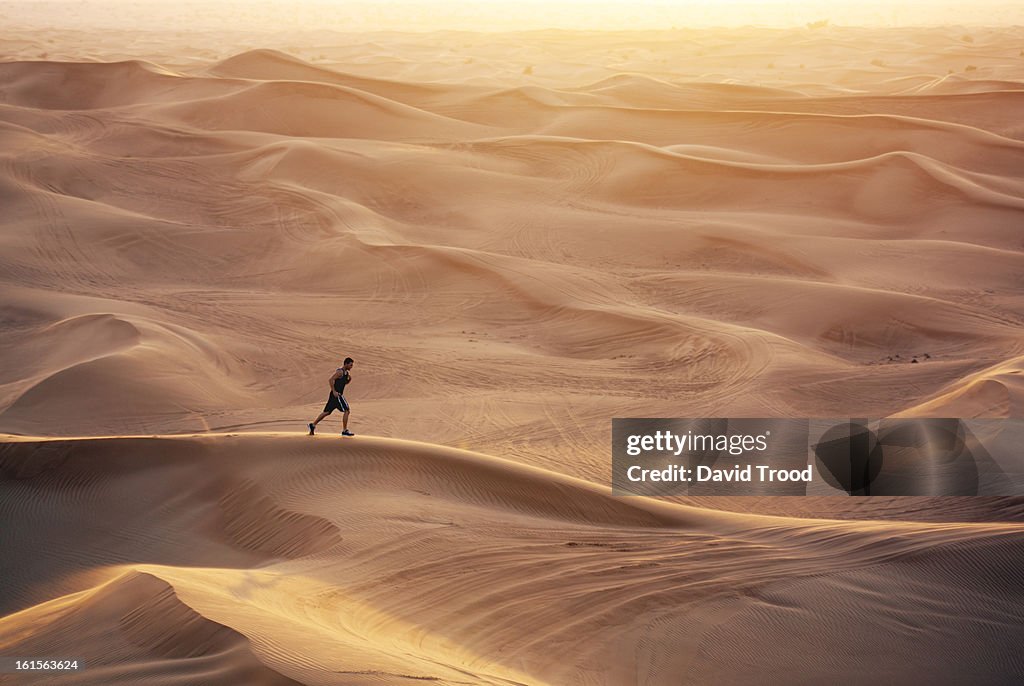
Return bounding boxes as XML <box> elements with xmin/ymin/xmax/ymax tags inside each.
<box><xmin>343</xmin><ymin>357</ymin><xmax>354</xmax><ymax>369</ymax></box>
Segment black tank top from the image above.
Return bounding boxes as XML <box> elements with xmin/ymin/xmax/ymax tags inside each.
<box><xmin>333</xmin><ymin>369</ymin><xmax>350</xmax><ymax>394</ymax></box>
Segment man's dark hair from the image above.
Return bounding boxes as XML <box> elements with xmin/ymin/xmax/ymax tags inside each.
<box><xmin>344</xmin><ymin>357</ymin><xmax>354</xmax><ymax>364</ymax></box>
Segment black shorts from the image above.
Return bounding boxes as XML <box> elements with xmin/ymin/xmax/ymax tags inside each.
<box><xmin>323</xmin><ymin>393</ymin><xmax>350</xmax><ymax>413</ymax></box>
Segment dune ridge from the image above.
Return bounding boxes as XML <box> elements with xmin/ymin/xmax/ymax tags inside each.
<box><xmin>2</xmin><ymin>434</ymin><xmax>1024</xmax><ymax>684</ymax></box>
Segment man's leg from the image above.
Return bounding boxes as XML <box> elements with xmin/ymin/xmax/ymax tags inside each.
<box><xmin>342</xmin><ymin>410</ymin><xmax>350</xmax><ymax>431</ymax></box>
<box><xmin>310</xmin><ymin>409</ymin><xmax>331</xmax><ymax>435</ymax></box>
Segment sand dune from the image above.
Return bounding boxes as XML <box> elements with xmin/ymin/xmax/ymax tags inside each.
<box><xmin>897</xmin><ymin>354</ymin><xmax>1024</xmax><ymax>418</ymax></box>
<box><xmin>2</xmin><ymin>434</ymin><xmax>1024</xmax><ymax>685</ymax></box>
<box><xmin>210</xmin><ymin>49</ymin><xmax>472</xmax><ymax>106</ymax></box>
<box><xmin>2</xmin><ymin>19</ymin><xmax>1024</xmax><ymax>685</ymax></box>
<box><xmin>1</xmin><ymin>27</ymin><xmax>1021</xmax><ymax>459</ymax></box>
<box><xmin>0</xmin><ymin>59</ymin><xmax>194</xmax><ymax>110</ymax></box>
<box><xmin>2</xmin><ymin>25</ymin><xmax>1023</xmax><ymax>450</ymax></box>
<box><xmin>1</xmin><ymin>569</ymin><xmax>303</xmax><ymax>685</ymax></box>
<box><xmin>156</xmin><ymin>79</ymin><xmax>491</xmax><ymax>141</ymax></box>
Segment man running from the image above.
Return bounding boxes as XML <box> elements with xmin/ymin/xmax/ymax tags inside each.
<box><xmin>308</xmin><ymin>357</ymin><xmax>355</xmax><ymax>436</ymax></box>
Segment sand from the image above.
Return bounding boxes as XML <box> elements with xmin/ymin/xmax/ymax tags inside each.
<box><xmin>2</xmin><ymin>13</ymin><xmax>1024</xmax><ymax>685</ymax></box>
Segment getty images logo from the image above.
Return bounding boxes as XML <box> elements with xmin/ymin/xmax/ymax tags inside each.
<box><xmin>611</xmin><ymin>418</ymin><xmax>1019</xmax><ymax>496</ymax></box>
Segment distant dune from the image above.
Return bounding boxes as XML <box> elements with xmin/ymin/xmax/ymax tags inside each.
<box><xmin>2</xmin><ymin>22</ymin><xmax>1024</xmax><ymax>684</ymax></box>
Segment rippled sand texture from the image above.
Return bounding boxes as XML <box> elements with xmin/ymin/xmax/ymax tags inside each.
<box><xmin>3</xmin><ymin>29</ymin><xmax>1024</xmax><ymax>471</ymax></box>
<box><xmin>3</xmin><ymin>435</ymin><xmax>1024</xmax><ymax>685</ymax></box>
<box><xmin>2</xmin><ymin>24</ymin><xmax>1024</xmax><ymax>685</ymax></box>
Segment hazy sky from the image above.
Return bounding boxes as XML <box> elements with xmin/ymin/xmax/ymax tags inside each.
<box><xmin>4</xmin><ymin>0</ymin><xmax>1024</xmax><ymax>31</ymax></box>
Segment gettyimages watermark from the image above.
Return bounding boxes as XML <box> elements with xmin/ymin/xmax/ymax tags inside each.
<box><xmin>611</xmin><ymin>418</ymin><xmax>1024</xmax><ymax>496</ymax></box>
